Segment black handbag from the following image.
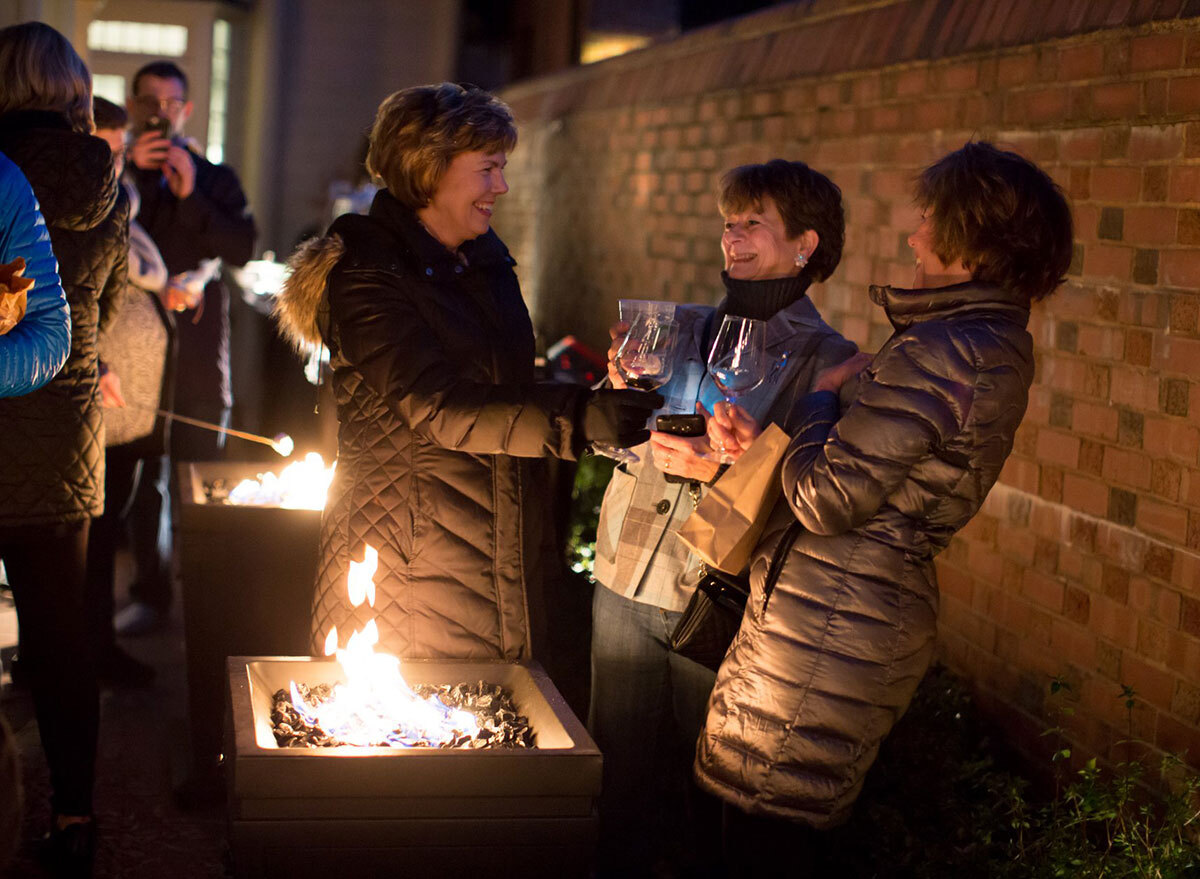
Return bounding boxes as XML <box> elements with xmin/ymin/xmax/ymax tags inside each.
<box><xmin>669</xmin><ymin>521</ymin><xmax>803</xmax><ymax>672</ymax></box>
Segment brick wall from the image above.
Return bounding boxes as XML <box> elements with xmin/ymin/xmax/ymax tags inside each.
<box><xmin>495</xmin><ymin>0</ymin><xmax>1200</xmax><ymax>772</ymax></box>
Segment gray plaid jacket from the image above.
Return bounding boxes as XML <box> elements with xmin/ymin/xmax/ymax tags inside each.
<box><xmin>592</xmin><ymin>296</ymin><xmax>857</xmax><ymax>611</ymax></box>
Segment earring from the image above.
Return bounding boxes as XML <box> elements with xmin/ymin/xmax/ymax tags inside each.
<box><xmin>794</xmin><ymin>252</ymin><xmax>807</xmax><ymax>268</ymax></box>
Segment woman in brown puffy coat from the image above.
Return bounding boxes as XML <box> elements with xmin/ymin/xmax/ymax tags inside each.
<box><xmin>275</xmin><ymin>84</ymin><xmax>658</xmax><ymax>663</ymax></box>
<box><xmin>696</xmin><ymin>142</ymin><xmax>1074</xmax><ymax>872</ymax></box>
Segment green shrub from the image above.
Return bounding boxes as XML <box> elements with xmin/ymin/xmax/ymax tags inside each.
<box><xmin>824</xmin><ymin>669</ymin><xmax>1200</xmax><ymax>877</ymax></box>
<box><xmin>565</xmin><ymin>454</ymin><xmax>614</xmax><ymax>576</ymax></box>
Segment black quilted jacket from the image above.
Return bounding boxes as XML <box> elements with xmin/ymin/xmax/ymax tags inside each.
<box><xmin>276</xmin><ymin>190</ymin><xmax>586</xmax><ymax>660</ymax></box>
<box><xmin>696</xmin><ymin>281</ymin><xmax>1034</xmax><ymax>826</ymax></box>
<box><xmin>0</xmin><ymin>111</ymin><xmax>128</xmax><ymax>526</ymax></box>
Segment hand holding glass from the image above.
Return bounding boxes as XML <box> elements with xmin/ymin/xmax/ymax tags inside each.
<box><xmin>594</xmin><ymin>313</ymin><xmax>678</xmax><ymax>464</ymax></box>
<box><xmin>706</xmin><ymin>315</ymin><xmax>768</xmax><ymax>462</ymax></box>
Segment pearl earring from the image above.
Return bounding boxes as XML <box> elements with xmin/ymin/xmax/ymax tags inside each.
<box><xmin>794</xmin><ymin>252</ymin><xmax>807</xmax><ymax>268</ymax></box>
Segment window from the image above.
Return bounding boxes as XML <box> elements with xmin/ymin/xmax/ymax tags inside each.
<box><xmin>206</xmin><ymin>20</ymin><xmax>231</xmax><ymax>165</ymax></box>
<box><xmin>87</xmin><ymin>21</ymin><xmax>188</xmax><ymax>57</ymax></box>
<box><xmin>92</xmin><ymin>74</ymin><xmax>126</xmax><ymax>106</ymax></box>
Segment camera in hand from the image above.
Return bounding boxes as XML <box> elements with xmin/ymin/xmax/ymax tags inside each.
<box><xmin>655</xmin><ymin>413</ymin><xmax>706</xmax><ymax>437</ymax></box>
<box><xmin>145</xmin><ymin>116</ymin><xmax>172</xmax><ymax>139</ymax></box>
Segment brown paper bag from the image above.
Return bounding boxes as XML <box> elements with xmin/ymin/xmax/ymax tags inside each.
<box><xmin>675</xmin><ymin>423</ymin><xmax>790</xmax><ymax>574</ymax></box>
<box><xmin>0</xmin><ymin>257</ymin><xmax>34</xmax><ymax>335</ymax></box>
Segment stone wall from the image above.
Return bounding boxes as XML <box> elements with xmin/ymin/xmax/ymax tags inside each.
<box><xmin>495</xmin><ymin>0</ymin><xmax>1200</xmax><ymax>770</ymax></box>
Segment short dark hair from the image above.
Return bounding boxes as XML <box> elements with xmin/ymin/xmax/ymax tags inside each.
<box><xmin>132</xmin><ymin>60</ymin><xmax>188</xmax><ymax>97</ymax></box>
<box><xmin>366</xmin><ymin>82</ymin><xmax>517</xmax><ymax>209</ymax></box>
<box><xmin>718</xmin><ymin>159</ymin><xmax>845</xmax><ymax>283</ymax></box>
<box><xmin>92</xmin><ymin>95</ymin><xmax>127</xmax><ymax>130</ymax></box>
<box><xmin>915</xmin><ymin>142</ymin><xmax>1073</xmax><ymax>302</ymax></box>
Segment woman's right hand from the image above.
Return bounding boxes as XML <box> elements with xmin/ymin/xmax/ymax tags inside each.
<box><xmin>813</xmin><ymin>352</ymin><xmax>873</xmax><ymax>394</ymax></box>
<box><xmin>606</xmin><ymin>320</ymin><xmax>629</xmax><ymax>388</ymax></box>
<box><xmin>706</xmin><ymin>402</ymin><xmax>761</xmax><ymax>462</ymax></box>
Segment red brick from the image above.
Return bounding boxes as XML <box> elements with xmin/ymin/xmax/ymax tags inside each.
<box><xmin>1034</xmin><ymin>428</ymin><xmax>1080</xmax><ymax>469</ymax></box>
<box><xmin>1090</xmin><ymin>165</ymin><xmax>1142</xmax><ymax>200</ymax></box>
<box><xmin>1091</xmin><ymin>595</ymin><xmax>1139</xmax><ymax>649</ymax></box>
<box><xmin>1130</xmin><ymin>33</ymin><xmax>1185</xmax><ymax>73</ymax></box>
<box><xmin>1167</xmin><ymin>166</ymin><xmax>1199</xmax><ymax>203</ymax></box>
<box><xmin>1060</xmin><ymin>128</ymin><xmax>1104</xmax><ymax>161</ymax></box>
<box><xmin>1122</xmin><ymin>654</ymin><xmax>1177</xmax><ymax>711</ymax></box>
<box><xmin>1129</xmin><ymin>125</ymin><xmax>1185</xmax><ymax>161</ymax></box>
<box><xmin>1162</xmin><ymin>335</ymin><xmax>1200</xmax><ymax>378</ymax></box>
<box><xmin>1101</xmin><ymin>447</ymin><xmax>1153</xmax><ymax>489</ymax></box>
<box><xmin>1021</xmin><ymin>86</ymin><xmax>1071</xmax><ymax>125</ymax></box>
<box><xmin>1073</xmin><ymin>401</ymin><xmax>1119</xmax><ymax>441</ymax></box>
<box><xmin>1138</xmin><ymin>498</ymin><xmax>1189</xmax><ymax>544</ymax></box>
<box><xmin>1124</xmin><ymin>207</ymin><xmax>1178</xmax><ymax>245</ymax></box>
<box><xmin>1090</xmin><ymin>81</ymin><xmax>1142</xmax><ymax>119</ymax></box>
<box><xmin>1023</xmin><ymin>568</ymin><xmax>1065</xmax><ymax>613</ymax></box>
<box><xmin>1082</xmin><ymin>244</ymin><xmax>1133</xmax><ymax>281</ymax></box>
<box><xmin>938</xmin><ymin>61</ymin><xmax>978</xmax><ymax>92</ymax></box>
<box><xmin>1168</xmin><ymin>76</ymin><xmax>1200</xmax><ymax>115</ymax></box>
<box><xmin>1161</xmin><ymin>250</ymin><xmax>1200</xmax><ymax>288</ymax></box>
<box><xmin>1145</xmin><ymin>77</ymin><xmax>1169</xmax><ymax>117</ymax></box>
<box><xmin>894</xmin><ymin>68</ymin><xmax>927</xmax><ymax>97</ymax></box>
<box><xmin>1059</xmin><ymin>43</ymin><xmax>1105</xmax><ymax>80</ymax></box>
<box><xmin>1062</xmin><ymin>472</ymin><xmax>1109</xmax><ymax>517</ymax></box>
<box><xmin>997</xmin><ymin>52</ymin><xmax>1037</xmax><ymax>86</ymax></box>
<box><xmin>1156</xmin><ymin>713</ymin><xmax>1200</xmax><ymax>761</ymax></box>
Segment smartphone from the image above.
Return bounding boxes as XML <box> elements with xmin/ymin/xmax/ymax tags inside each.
<box><xmin>145</xmin><ymin>116</ymin><xmax>172</xmax><ymax>139</ymax></box>
<box><xmin>655</xmin><ymin>413</ymin><xmax>706</xmax><ymax>437</ymax></box>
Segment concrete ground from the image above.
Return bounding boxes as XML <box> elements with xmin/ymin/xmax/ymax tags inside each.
<box><xmin>1</xmin><ymin>557</ymin><xmax>229</xmax><ymax>878</ymax></box>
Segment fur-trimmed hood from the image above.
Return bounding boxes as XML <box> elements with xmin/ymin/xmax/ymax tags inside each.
<box><xmin>274</xmin><ymin>232</ymin><xmax>343</xmax><ymax>351</ymax></box>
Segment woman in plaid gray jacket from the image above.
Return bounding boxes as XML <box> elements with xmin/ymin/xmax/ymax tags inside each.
<box><xmin>588</xmin><ymin>159</ymin><xmax>856</xmax><ymax>878</ymax></box>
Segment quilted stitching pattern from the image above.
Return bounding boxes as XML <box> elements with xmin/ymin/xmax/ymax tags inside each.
<box><xmin>0</xmin><ymin>118</ymin><xmax>128</xmax><ymax>525</ymax></box>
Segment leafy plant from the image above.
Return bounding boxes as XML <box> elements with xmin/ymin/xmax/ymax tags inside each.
<box><xmin>565</xmin><ymin>453</ymin><xmax>614</xmax><ymax>576</ymax></box>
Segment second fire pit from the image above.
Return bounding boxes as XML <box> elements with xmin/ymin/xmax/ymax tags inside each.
<box><xmin>227</xmin><ymin>656</ymin><xmax>601</xmax><ymax>879</ymax></box>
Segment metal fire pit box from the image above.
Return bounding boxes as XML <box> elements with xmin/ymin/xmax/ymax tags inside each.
<box><xmin>179</xmin><ymin>463</ymin><xmax>321</xmax><ymax>778</ymax></box>
<box><xmin>227</xmin><ymin>656</ymin><xmax>601</xmax><ymax>878</ymax></box>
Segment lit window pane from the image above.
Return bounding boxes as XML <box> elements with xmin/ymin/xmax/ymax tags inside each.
<box><xmin>92</xmin><ymin>74</ymin><xmax>126</xmax><ymax>106</ymax></box>
<box><xmin>87</xmin><ymin>20</ymin><xmax>188</xmax><ymax>57</ymax></box>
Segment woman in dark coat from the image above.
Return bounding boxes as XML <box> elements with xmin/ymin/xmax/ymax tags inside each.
<box><xmin>0</xmin><ymin>21</ymin><xmax>128</xmax><ymax>873</ymax></box>
<box><xmin>275</xmin><ymin>83</ymin><xmax>657</xmax><ymax>662</ymax></box>
<box><xmin>696</xmin><ymin>142</ymin><xmax>1074</xmax><ymax>871</ymax></box>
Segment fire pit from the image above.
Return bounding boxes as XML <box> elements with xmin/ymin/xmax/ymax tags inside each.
<box><xmin>178</xmin><ymin>461</ymin><xmax>326</xmax><ymax>781</ymax></box>
<box><xmin>227</xmin><ymin>656</ymin><xmax>601</xmax><ymax>878</ymax></box>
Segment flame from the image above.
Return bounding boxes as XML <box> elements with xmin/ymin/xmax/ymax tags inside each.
<box><xmin>290</xmin><ymin>543</ymin><xmax>478</xmax><ymax>747</ymax></box>
<box><xmin>227</xmin><ymin>452</ymin><xmax>334</xmax><ymax>509</ymax></box>
<box><xmin>346</xmin><ymin>544</ymin><xmax>377</xmax><ymax>609</ymax></box>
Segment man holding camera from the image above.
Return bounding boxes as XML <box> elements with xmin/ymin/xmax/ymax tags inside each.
<box><xmin>118</xmin><ymin>60</ymin><xmax>257</xmax><ymax>637</ymax></box>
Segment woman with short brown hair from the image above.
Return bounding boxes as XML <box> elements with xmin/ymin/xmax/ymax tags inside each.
<box><xmin>698</xmin><ymin>142</ymin><xmax>1072</xmax><ymax>872</ymax></box>
<box><xmin>277</xmin><ymin>83</ymin><xmax>658</xmax><ymax>664</ymax></box>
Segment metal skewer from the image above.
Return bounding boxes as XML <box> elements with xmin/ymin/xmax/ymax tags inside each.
<box><xmin>121</xmin><ymin>403</ymin><xmax>294</xmax><ymax>456</ymax></box>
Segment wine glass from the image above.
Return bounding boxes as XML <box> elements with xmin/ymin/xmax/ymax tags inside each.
<box><xmin>594</xmin><ymin>312</ymin><xmax>678</xmax><ymax>465</ymax></box>
<box><xmin>706</xmin><ymin>315</ymin><xmax>768</xmax><ymax>462</ymax></box>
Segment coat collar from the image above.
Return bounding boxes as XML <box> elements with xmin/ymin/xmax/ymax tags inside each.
<box><xmin>366</xmin><ymin>189</ymin><xmax>514</xmax><ymax>280</ymax></box>
<box><xmin>680</xmin><ymin>288</ymin><xmax>832</xmax><ymax>365</ymax></box>
<box><xmin>868</xmin><ymin>281</ymin><xmax>1031</xmax><ymax>332</ymax></box>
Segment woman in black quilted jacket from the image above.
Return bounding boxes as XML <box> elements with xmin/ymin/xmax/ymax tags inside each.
<box><xmin>696</xmin><ymin>142</ymin><xmax>1074</xmax><ymax>873</ymax></box>
<box><xmin>275</xmin><ymin>83</ymin><xmax>658</xmax><ymax>665</ymax></box>
<box><xmin>0</xmin><ymin>22</ymin><xmax>128</xmax><ymax>874</ymax></box>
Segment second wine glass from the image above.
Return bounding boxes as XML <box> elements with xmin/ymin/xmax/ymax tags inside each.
<box><xmin>706</xmin><ymin>314</ymin><xmax>768</xmax><ymax>462</ymax></box>
<box><xmin>595</xmin><ymin>312</ymin><xmax>678</xmax><ymax>465</ymax></box>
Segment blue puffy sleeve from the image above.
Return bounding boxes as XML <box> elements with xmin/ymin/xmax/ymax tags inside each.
<box><xmin>0</xmin><ymin>151</ymin><xmax>70</xmax><ymax>398</ymax></box>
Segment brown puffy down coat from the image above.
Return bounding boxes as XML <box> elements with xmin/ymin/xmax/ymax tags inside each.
<box><xmin>695</xmin><ymin>281</ymin><xmax>1035</xmax><ymax>827</ymax></box>
<box><xmin>0</xmin><ymin>110</ymin><xmax>128</xmax><ymax>526</ymax></box>
<box><xmin>275</xmin><ymin>191</ymin><xmax>586</xmax><ymax>661</ymax></box>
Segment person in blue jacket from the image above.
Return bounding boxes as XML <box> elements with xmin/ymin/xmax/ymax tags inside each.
<box><xmin>0</xmin><ymin>148</ymin><xmax>68</xmax><ymax>397</ymax></box>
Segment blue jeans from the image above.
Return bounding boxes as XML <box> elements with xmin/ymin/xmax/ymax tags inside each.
<box><xmin>588</xmin><ymin>584</ymin><xmax>722</xmax><ymax>877</ymax></box>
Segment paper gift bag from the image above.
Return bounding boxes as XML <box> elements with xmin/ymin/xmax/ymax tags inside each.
<box><xmin>675</xmin><ymin>423</ymin><xmax>790</xmax><ymax>574</ymax></box>
<box><xmin>0</xmin><ymin>257</ymin><xmax>33</xmax><ymax>335</ymax></box>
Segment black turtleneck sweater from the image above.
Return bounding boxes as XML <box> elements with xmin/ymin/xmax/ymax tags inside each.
<box><xmin>720</xmin><ymin>270</ymin><xmax>811</xmax><ymax>322</ymax></box>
